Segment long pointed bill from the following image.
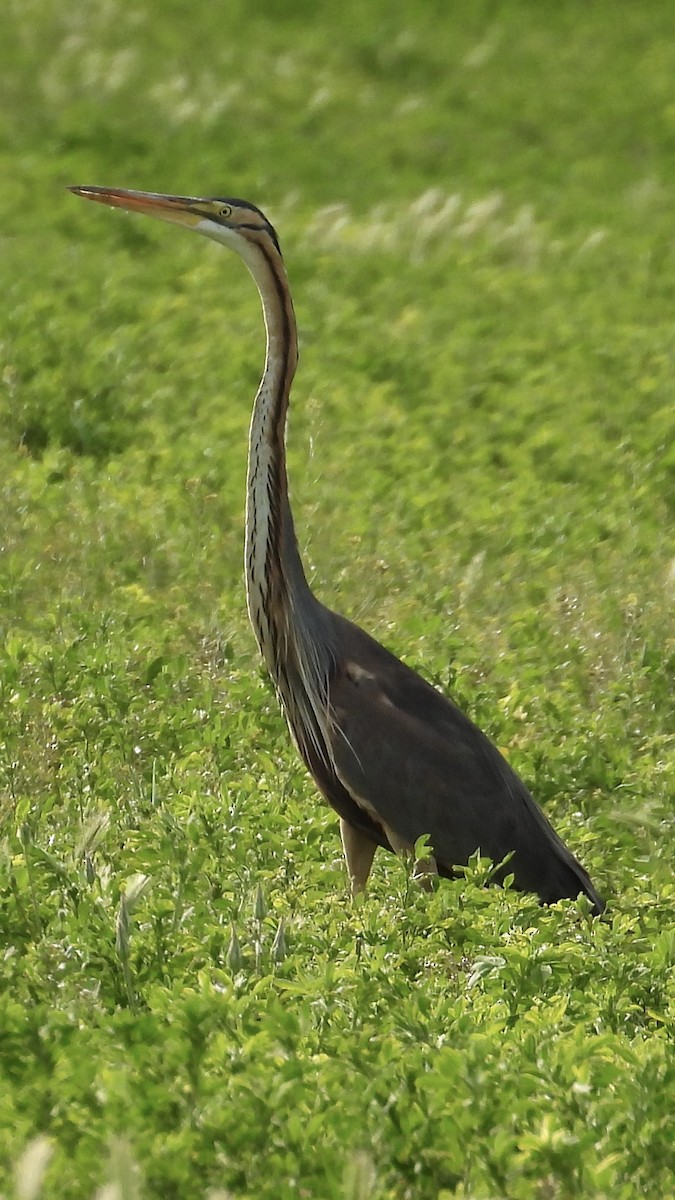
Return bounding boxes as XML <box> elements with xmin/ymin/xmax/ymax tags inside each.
<box><xmin>68</xmin><ymin>186</ymin><xmax>206</xmax><ymax>230</ymax></box>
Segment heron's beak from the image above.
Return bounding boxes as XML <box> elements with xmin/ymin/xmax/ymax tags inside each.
<box><xmin>69</xmin><ymin>186</ymin><xmax>205</xmax><ymax>230</ymax></box>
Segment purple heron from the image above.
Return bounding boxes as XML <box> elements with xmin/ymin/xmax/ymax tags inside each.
<box><xmin>70</xmin><ymin>187</ymin><xmax>604</xmax><ymax>914</ymax></box>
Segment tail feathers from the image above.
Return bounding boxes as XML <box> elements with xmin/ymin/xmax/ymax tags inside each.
<box><xmin>544</xmin><ymin>851</ymin><xmax>605</xmax><ymax>916</ymax></box>
<box><xmin>437</xmin><ymin>849</ymin><xmax>604</xmax><ymax>915</ymax></box>
<box><xmin>571</xmin><ymin>868</ymin><xmax>605</xmax><ymax>917</ymax></box>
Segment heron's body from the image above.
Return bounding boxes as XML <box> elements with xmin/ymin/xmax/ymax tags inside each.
<box><xmin>71</xmin><ymin>185</ymin><xmax>604</xmax><ymax>915</ymax></box>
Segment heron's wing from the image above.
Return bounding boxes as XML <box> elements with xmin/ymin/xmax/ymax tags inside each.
<box><xmin>324</xmin><ymin>613</ymin><xmax>602</xmax><ymax>910</ymax></box>
<box><xmin>303</xmin><ymin>732</ymin><xmax>395</xmax><ymax>855</ymax></box>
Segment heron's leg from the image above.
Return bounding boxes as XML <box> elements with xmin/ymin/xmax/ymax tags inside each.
<box><xmin>340</xmin><ymin>818</ymin><xmax>377</xmax><ymax>897</ymax></box>
<box><xmin>412</xmin><ymin>854</ymin><xmax>438</xmax><ymax>891</ymax></box>
<box><xmin>382</xmin><ymin>823</ymin><xmax>438</xmax><ymax>891</ymax></box>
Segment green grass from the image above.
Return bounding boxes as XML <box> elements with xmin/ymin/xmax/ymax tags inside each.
<box><xmin>1</xmin><ymin>1</ymin><xmax>674</xmax><ymax>1197</ymax></box>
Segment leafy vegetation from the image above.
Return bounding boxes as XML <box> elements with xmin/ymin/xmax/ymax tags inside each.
<box><xmin>1</xmin><ymin>1</ymin><xmax>674</xmax><ymax>1197</ymax></box>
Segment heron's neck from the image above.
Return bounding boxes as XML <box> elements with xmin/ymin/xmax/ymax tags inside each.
<box><xmin>243</xmin><ymin>243</ymin><xmax>308</xmax><ymax>675</ymax></box>
<box><xmin>238</xmin><ymin>236</ymin><xmax>338</xmax><ymax>770</ymax></box>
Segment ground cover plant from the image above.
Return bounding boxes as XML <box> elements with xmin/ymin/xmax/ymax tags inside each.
<box><xmin>1</xmin><ymin>0</ymin><xmax>674</xmax><ymax>1196</ymax></box>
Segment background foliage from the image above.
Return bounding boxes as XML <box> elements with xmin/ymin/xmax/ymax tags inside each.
<box><xmin>1</xmin><ymin>1</ymin><xmax>673</xmax><ymax>1197</ymax></box>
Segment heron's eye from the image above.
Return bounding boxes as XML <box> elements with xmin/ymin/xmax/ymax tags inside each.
<box><xmin>218</xmin><ymin>204</ymin><xmax>232</xmax><ymax>220</ymax></box>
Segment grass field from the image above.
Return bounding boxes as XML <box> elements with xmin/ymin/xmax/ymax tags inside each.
<box><xmin>1</xmin><ymin>1</ymin><xmax>674</xmax><ymax>1197</ymax></box>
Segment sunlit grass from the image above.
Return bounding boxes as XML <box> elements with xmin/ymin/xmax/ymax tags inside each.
<box><xmin>1</xmin><ymin>1</ymin><xmax>674</xmax><ymax>1197</ymax></box>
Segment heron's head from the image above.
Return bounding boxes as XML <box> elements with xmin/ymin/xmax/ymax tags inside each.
<box><xmin>68</xmin><ymin>187</ymin><xmax>282</xmax><ymax>263</ymax></box>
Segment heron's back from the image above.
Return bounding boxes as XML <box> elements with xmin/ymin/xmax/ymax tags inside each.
<box><xmin>320</xmin><ymin>611</ymin><xmax>604</xmax><ymax>914</ymax></box>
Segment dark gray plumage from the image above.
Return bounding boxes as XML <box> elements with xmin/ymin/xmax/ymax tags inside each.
<box><xmin>308</xmin><ymin>610</ymin><xmax>604</xmax><ymax>912</ymax></box>
<box><xmin>71</xmin><ymin>185</ymin><xmax>604</xmax><ymax>916</ymax></box>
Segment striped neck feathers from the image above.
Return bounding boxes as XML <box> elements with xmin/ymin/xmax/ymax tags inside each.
<box><xmin>240</xmin><ymin>234</ymin><xmax>300</xmax><ymax>661</ymax></box>
<box><xmin>239</xmin><ymin>233</ymin><xmax>338</xmax><ymax>766</ymax></box>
